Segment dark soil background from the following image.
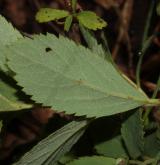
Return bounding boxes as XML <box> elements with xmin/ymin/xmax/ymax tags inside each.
<box><xmin>0</xmin><ymin>0</ymin><xmax>160</xmax><ymax>164</ymax></box>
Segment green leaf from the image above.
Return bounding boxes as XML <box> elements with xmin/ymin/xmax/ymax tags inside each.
<box><xmin>36</xmin><ymin>8</ymin><xmax>69</xmax><ymax>23</ymax></box>
<box><xmin>152</xmin><ymin>152</ymin><xmax>160</xmax><ymax>165</ymax></box>
<box><xmin>13</xmin><ymin>120</ymin><xmax>88</xmax><ymax>165</ymax></box>
<box><xmin>94</xmin><ymin>135</ymin><xmax>128</xmax><ymax>158</ymax></box>
<box><xmin>66</xmin><ymin>156</ymin><xmax>117</xmax><ymax>165</ymax></box>
<box><xmin>6</xmin><ymin>34</ymin><xmax>155</xmax><ymax>117</ymax></box>
<box><xmin>0</xmin><ymin>15</ymin><xmax>22</xmax><ymax>72</ymax></box>
<box><xmin>0</xmin><ymin>79</ymin><xmax>32</xmax><ymax>111</ymax></box>
<box><xmin>143</xmin><ymin>133</ymin><xmax>160</xmax><ymax>157</ymax></box>
<box><xmin>79</xmin><ymin>25</ymin><xmax>106</xmax><ymax>59</ymax></box>
<box><xmin>58</xmin><ymin>153</ymin><xmax>75</xmax><ymax>164</ymax></box>
<box><xmin>157</xmin><ymin>2</ymin><xmax>160</xmax><ymax>16</ymax></box>
<box><xmin>64</xmin><ymin>15</ymin><xmax>73</xmax><ymax>32</ymax></box>
<box><xmin>77</xmin><ymin>11</ymin><xmax>107</xmax><ymax>30</ymax></box>
<box><xmin>121</xmin><ymin>110</ymin><xmax>144</xmax><ymax>159</ymax></box>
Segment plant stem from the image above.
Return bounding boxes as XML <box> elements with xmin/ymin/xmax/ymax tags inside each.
<box><xmin>71</xmin><ymin>0</ymin><xmax>77</xmax><ymax>13</ymax></box>
<box><xmin>143</xmin><ymin>75</ymin><xmax>160</xmax><ymax>124</ymax></box>
<box><xmin>136</xmin><ymin>36</ymin><xmax>154</xmax><ymax>88</ymax></box>
<box><xmin>142</xmin><ymin>0</ymin><xmax>155</xmax><ymax>45</ymax></box>
<box><xmin>136</xmin><ymin>0</ymin><xmax>155</xmax><ymax>88</ymax></box>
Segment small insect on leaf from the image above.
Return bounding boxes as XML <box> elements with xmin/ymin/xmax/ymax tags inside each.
<box><xmin>36</xmin><ymin>8</ymin><xmax>69</xmax><ymax>23</ymax></box>
<box><xmin>77</xmin><ymin>11</ymin><xmax>107</xmax><ymax>30</ymax></box>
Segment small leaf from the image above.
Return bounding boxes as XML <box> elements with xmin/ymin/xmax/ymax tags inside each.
<box><xmin>143</xmin><ymin>133</ymin><xmax>160</xmax><ymax>157</ymax></box>
<box><xmin>0</xmin><ymin>15</ymin><xmax>22</xmax><ymax>72</ymax></box>
<box><xmin>13</xmin><ymin>120</ymin><xmax>88</xmax><ymax>165</ymax></box>
<box><xmin>6</xmin><ymin>34</ymin><xmax>156</xmax><ymax>117</ymax></box>
<box><xmin>77</xmin><ymin>11</ymin><xmax>107</xmax><ymax>30</ymax></box>
<box><xmin>36</xmin><ymin>8</ymin><xmax>69</xmax><ymax>23</ymax></box>
<box><xmin>94</xmin><ymin>135</ymin><xmax>128</xmax><ymax>158</ymax></box>
<box><xmin>66</xmin><ymin>156</ymin><xmax>117</xmax><ymax>165</ymax></box>
<box><xmin>0</xmin><ymin>79</ymin><xmax>32</xmax><ymax>111</ymax></box>
<box><xmin>64</xmin><ymin>15</ymin><xmax>73</xmax><ymax>32</ymax></box>
<box><xmin>121</xmin><ymin>110</ymin><xmax>144</xmax><ymax>159</ymax></box>
<box><xmin>157</xmin><ymin>2</ymin><xmax>160</xmax><ymax>16</ymax></box>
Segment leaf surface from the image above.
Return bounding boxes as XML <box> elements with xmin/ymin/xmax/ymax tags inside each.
<box><xmin>0</xmin><ymin>15</ymin><xmax>22</xmax><ymax>72</ymax></box>
<box><xmin>66</xmin><ymin>156</ymin><xmax>116</xmax><ymax>165</ymax></box>
<box><xmin>77</xmin><ymin>11</ymin><xmax>107</xmax><ymax>30</ymax></box>
<box><xmin>94</xmin><ymin>135</ymin><xmax>128</xmax><ymax>158</ymax></box>
<box><xmin>121</xmin><ymin>110</ymin><xmax>144</xmax><ymax>159</ymax></box>
<box><xmin>13</xmin><ymin>120</ymin><xmax>87</xmax><ymax>165</ymax></box>
<box><xmin>64</xmin><ymin>15</ymin><xmax>73</xmax><ymax>32</ymax></box>
<box><xmin>143</xmin><ymin>133</ymin><xmax>160</xmax><ymax>157</ymax></box>
<box><xmin>0</xmin><ymin>79</ymin><xmax>32</xmax><ymax>111</ymax></box>
<box><xmin>157</xmin><ymin>2</ymin><xmax>160</xmax><ymax>16</ymax></box>
<box><xmin>36</xmin><ymin>8</ymin><xmax>69</xmax><ymax>23</ymax></box>
<box><xmin>6</xmin><ymin>34</ymin><xmax>153</xmax><ymax>117</ymax></box>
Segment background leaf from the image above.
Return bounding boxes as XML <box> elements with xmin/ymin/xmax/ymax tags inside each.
<box><xmin>66</xmin><ymin>156</ymin><xmax>117</xmax><ymax>165</ymax></box>
<box><xmin>0</xmin><ymin>78</ymin><xmax>32</xmax><ymax>111</ymax></box>
<box><xmin>36</xmin><ymin>8</ymin><xmax>69</xmax><ymax>23</ymax></box>
<box><xmin>121</xmin><ymin>110</ymin><xmax>144</xmax><ymax>159</ymax></box>
<box><xmin>6</xmin><ymin>34</ymin><xmax>153</xmax><ymax>117</ymax></box>
<box><xmin>79</xmin><ymin>25</ymin><xmax>106</xmax><ymax>59</ymax></box>
<box><xmin>77</xmin><ymin>11</ymin><xmax>107</xmax><ymax>30</ymax></box>
<box><xmin>64</xmin><ymin>15</ymin><xmax>73</xmax><ymax>32</ymax></box>
<box><xmin>0</xmin><ymin>15</ymin><xmax>22</xmax><ymax>72</ymax></box>
<box><xmin>143</xmin><ymin>133</ymin><xmax>160</xmax><ymax>157</ymax></box>
<box><xmin>13</xmin><ymin>120</ymin><xmax>88</xmax><ymax>165</ymax></box>
<box><xmin>94</xmin><ymin>135</ymin><xmax>128</xmax><ymax>158</ymax></box>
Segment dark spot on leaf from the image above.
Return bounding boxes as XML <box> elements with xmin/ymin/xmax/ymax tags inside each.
<box><xmin>45</xmin><ymin>47</ymin><xmax>52</xmax><ymax>52</ymax></box>
<box><xmin>75</xmin><ymin>79</ymin><xmax>83</xmax><ymax>85</ymax></box>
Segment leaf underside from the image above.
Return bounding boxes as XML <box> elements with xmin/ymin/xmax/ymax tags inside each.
<box><xmin>13</xmin><ymin>120</ymin><xmax>87</xmax><ymax>165</ymax></box>
<box><xmin>6</xmin><ymin>33</ymin><xmax>150</xmax><ymax>117</ymax></box>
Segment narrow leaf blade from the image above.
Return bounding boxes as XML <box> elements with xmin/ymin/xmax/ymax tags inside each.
<box><xmin>0</xmin><ymin>79</ymin><xmax>32</xmax><ymax>111</ymax></box>
<box><xmin>64</xmin><ymin>15</ymin><xmax>73</xmax><ymax>32</ymax></box>
<box><xmin>13</xmin><ymin>120</ymin><xmax>88</xmax><ymax>165</ymax></box>
<box><xmin>94</xmin><ymin>135</ymin><xmax>128</xmax><ymax>158</ymax></box>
